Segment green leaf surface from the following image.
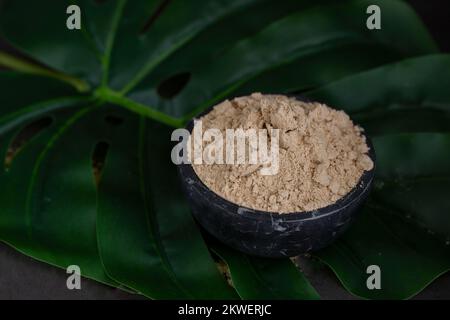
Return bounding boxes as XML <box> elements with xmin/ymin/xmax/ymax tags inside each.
<box><xmin>0</xmin><ymin>0</ymin><xmax>437</xmax><ymax>123</ymax></box>
<box><xmin>0</xmin><ymin>73</ymin><xmax>236</xmax><ymax>298</ymax></box>
<box><xmin>314</xmin><ymin>133</ymin><xmax>450</xmax><ymax>299</ymax></box>
<box><xmin>234</xmin><ymin>43</ymin><xmax>402</xmax><ymax>95</ymax></box>
<box><xmin>211</xmin><ymin>241</ymin><xmax>320</xmax><ymax>299</ymax></box>
<box><xmin>305</xmin><ymin>55</ymin><xmax>450</xmax><ymax>135</ymax></box>
<box><xmin>0</xmin><ymin>1</ymin><xmax>104</xmax><ymax>84</ymax></box>
<box><xmin>0</xmin><ymin>74</ymin><xmax>114</xmax><ymax>285</ymax></box>
<box><xmin>96</xmin><ymin>115</ymin><xmax>238</xmax><ymax>299</ymax></box>
<box><xmin>129</xmin><ymin>0</ymin><xmax>438</xmax><ymax>119</ymax></box>
<box><xmin>0</xmin><ymin>0</ymin><xmax>448</xmax><ymax>300</ymax></box>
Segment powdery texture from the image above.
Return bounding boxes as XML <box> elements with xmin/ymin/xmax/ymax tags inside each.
<box><xmin>192</xmin><ymin>93</ymin><xmax>373</xmax><ymax>213</ymax></box>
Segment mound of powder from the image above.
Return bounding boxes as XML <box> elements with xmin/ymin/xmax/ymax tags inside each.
<box><xmin>192</xmin><ymin>93</ymin><xmax>373</xmax><ymax>213</ymax></box>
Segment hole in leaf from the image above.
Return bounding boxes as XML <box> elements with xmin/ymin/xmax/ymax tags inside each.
<box><xmin>92</xmin><ymin>141</ymin><xmax>110</xmax><ymax>186</ymax></box>
<box><xmin>140</xmin><ymin>0</ymin><xmax>172</xmax><ymax>33</ymax></box>
<box><xmin>157</xmin><ymin>72</ymin><xmax>191</xmax><ymax>99</ymax></box>
<box><xmin>4</xmin><ymin>117</ymin><xmax>53</xmax><ymax>169</ymax></box>
<box><xmin>210</xmin><ymin>251</ymin><xmax>234</xmax><ymax>288</ymax></box>
<box><xmin>104</xmin><ymin>115</ymin><xmax>124</xmax><ymax>126</ymax></box>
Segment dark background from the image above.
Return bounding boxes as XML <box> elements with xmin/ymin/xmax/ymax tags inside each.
<box><xmin>0</xmin><ymin>1</ymin><xmax>449</xmax><ymax>299</ymax></box>
<box><xmin>409</xmin><ymin>0</ymin><xmax>450</xmax><ymax>52</ymax></box>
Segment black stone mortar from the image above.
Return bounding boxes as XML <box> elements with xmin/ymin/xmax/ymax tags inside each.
<box><xmin>177</xmin><ymin>99</ymin><xmax>376</xmax><ymax>258</ymax></box>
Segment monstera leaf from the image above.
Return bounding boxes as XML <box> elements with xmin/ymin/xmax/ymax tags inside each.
<box><xmin>0</xmin><ymin>0</ymin><xmax>437</xmax><ymax>124</ymax></box>
<box><xmin>0</xmin><ymin>0</ymin><xmax>447</xmax><ymax>299</ymax></box>
<box><xmin>305</xmin><ymin>55</ymin><xmax>450</xmax><ymax>299</ymax></box>
<box><xmin>306</xmin><ymin>55</ymin><xmax>450</xmax><ymax>136</ymax></box>
<box><xmin>313</xmin><ymin>133</ymin><xmax>450</xmax><ymax>299</ymax></box>
<box><xmin>210</xmin><ymin>240</ymin><xmax>320</xmax><ymax>299</ymax></box>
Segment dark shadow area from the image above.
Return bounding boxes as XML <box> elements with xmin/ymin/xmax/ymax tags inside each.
<box><xmin>409</xmin><ymin>0</ymin><xmax>450</xmax><ymax>52</ymax></box>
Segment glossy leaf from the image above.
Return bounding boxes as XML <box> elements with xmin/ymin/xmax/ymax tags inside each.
<box><xmin>0</xmin><ymin>0</ymin><xmax>447</xmax><ymax>300</ymax></box>
<box><xmin>306</xmin><ymin>55</ymin><xmax>450</xmax><ymax>299</ymax></box>
<box><xmin>0</xmin><ymin>0</ymin><xmax>437</xmax><ymax>123</ymax></box>
<box><xmin>211</xmin><ymin>241</ymin><xmax>320</xmax><ymax>299</ymax></box>
<box><xmin>314</xmin><ymin>133</ymin><xmax>450</xmax><ymax>299</ymax></box>
<box><xmin>235</xmin><ymin>43</ymin><xmax>403</xmax><ymax>95</ymax></box>
<box><xmin>96</xmin><ymin>115</ymin><xmax>238</xmax><ymax>299</ymax></box>
<box><xmin>0</xmin><ymin>73</ymin><xmax>236</xmax><ymax>298</ymax></box>
<box><xmin>305</xmin><ymin>55</ymin><xmax>450</xmax><ymax>135</ymax></box>
<box><xmin>129</xmin><ymin>0</ymin><xmax>438</xmax><ymax>119</ymax></box>
<box><xmin>0</xmin><ymin>73</ymin><xmax>115</xmax><ymax>286</ymax></box>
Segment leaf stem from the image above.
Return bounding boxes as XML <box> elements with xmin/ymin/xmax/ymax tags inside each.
<box><xmin>95</xmin><ymin>86</ymin><xmax>182</xmax><ymax>127</ymax></box>
<box><xmin>0</xmin><ymin>51</ymin><xmax>90</xmax><ymax>93</ymax></box>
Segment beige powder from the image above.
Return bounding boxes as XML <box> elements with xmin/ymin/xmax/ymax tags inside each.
<box><xmin>192</xmin><ymin>93</ymin><xmax>373</xmax><ymax>213</ymax></box>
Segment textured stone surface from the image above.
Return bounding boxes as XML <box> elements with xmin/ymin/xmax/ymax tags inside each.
<box><xmin>1</xmin><ymin>241</ymin><xmax>449</xmax><ymax>299</ymax></box>
<box><xmin>0</xmin><ymin>242</ymin><xmax>143</xmax><ymax>300</ymax></box>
